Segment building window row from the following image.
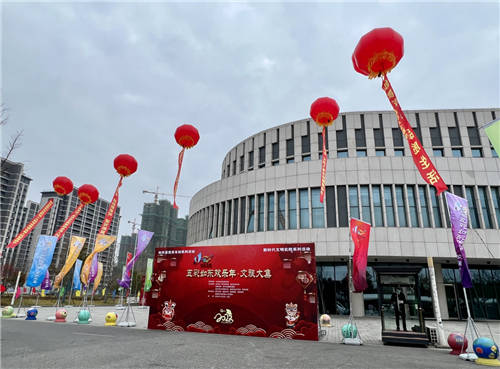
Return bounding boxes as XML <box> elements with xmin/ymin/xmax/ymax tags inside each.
<box><xmin>222</xmin><ymin>110</ymin><xmax>498</xmax><ymax>178</ymax></box>
<box><xmin>187</xmin><ymin>185</ymin><xmax>500</xmax><ymax>243</ymax></box>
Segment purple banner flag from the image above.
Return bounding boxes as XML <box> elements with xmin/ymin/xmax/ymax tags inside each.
<box><xmin>118</xmin><ymin>230</ymin><xmax>154</xmax><ymax>289</ymax></box>
<box><xmin>41</xmin><ymin>270</ymin><xmax>51</xmax><ymax>290</ymax></box>
<box><xmin>445</xmin><ymin>192</ymin><xmax>473</xmax><ymax>288</ymax></box>
<box><xmin>89</xmin><ymin>254</ymin><xmax>98</xmax><ymax>283</ymax></box>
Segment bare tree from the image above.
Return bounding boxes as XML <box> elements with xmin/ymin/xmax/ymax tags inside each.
<box><xmin>1</xmin><ymin>104</ymin><xmax>24</xmax><ymax>169</ymax></box>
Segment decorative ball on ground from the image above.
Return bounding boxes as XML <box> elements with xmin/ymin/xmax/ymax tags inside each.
<box><xmin>447</xmin><ymin>333</ymin><xmax>468</xmax><ymax>355</ymax></box>
<box><xmin>341</xmin><ymin>323</ymin><xmax>358</xmax><ymax>338</ymax></box>
<box><xmin>53</xmin><ymin>176</ymin><xmax>73</xmax><ymax>196</ymax></box>
<box><xmin>78</xmin><ymin>184</ymin><xmax>99</xmax><ymax>205</ymax></box>
<box><xmin>2</xmin><ymin>306</ymin><xmax>14</xmax><ymax>318</ymax></box>
<box><xmin>54</xmin><ymin>308</ymin><xmax>67</xmax><ymax>322</ymax></box>
<box><xmin>77</xmin><ymin>309</ymin><xmax>91</xmax><ymax>324</ymax></box>
<box><xmin>25</xmin><ymin>308</ymin><xmax>38</xmax><ymax>320</ymax></box>
<box><xmin>105</xmin><ymin>312</ymin><xmax>118</xmax><ymax>326</ymax></box>
<box><xmin>473</xmin><ymin>337</ymin><xmax>499</xmax><ymax>360</ymax></box>
<box><xmin>114</xmin><ymin>154</ymin><xmax>138</xmax><ymax>177</ymax></box>
<box><xmin>320</xmin><ymin>314</ymin><xmax>331</xmax><ymax>327</ymax></box>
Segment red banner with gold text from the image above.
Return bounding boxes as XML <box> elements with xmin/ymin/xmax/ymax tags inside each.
<box><xmin>350</xmin><ymin>218</ymin><xmax>371</xmax><ymax>292</ymax></box>
<box><xmin>98</xmin><ymin>176</ymin><xmax>122</xmax><ymax>235</ymax></box>
<box><xmin>382</xmin><ymin>75</ymin><xmax>448</xmax><ymax>195</ymax></box>
<box><xmin>53</xmin><ymin>203</ymin><xmax>84</xmax><ymax>240</ymax></box>
<box><xmin>6</xmin><ymin>199</ymin><xmax>54</xmax><ymax>249</ymax></box>
<box><xmin>320</xmin><ymin>128</ymin><xmax>327</xmax><ymax>203</ymax></box>
<box><xmin>172</xmin><ymin>148</ymin><xmax>185</xmax><ymax>209</ymax></box>
<box><xmin>147</xmin><ymin>244</ymin><xmax>318</xmax><ymax>341</ymax></box>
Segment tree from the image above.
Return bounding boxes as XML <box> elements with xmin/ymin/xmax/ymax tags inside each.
<box><xmin>0</xmin><ymin>104</ymin><xmax>24</xmax><ymax>169</ymax></box>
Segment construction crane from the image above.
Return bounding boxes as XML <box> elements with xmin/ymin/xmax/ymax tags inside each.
<box><xmin>142</xmin><ymin>186</ymin><xmax>191</xmax><ymax>204</ymax></box>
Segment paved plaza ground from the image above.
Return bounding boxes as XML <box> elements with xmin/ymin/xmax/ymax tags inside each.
<box><xmin>1</xmin><ymin>305</ymin><xmax>499</xmax><ymax>368</ymax></box>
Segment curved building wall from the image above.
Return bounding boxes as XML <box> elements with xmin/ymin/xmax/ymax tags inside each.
<box><xmin>188</xmin><ymin>108</ymin><xmax>500</xmax><ymax>319</ymax></box>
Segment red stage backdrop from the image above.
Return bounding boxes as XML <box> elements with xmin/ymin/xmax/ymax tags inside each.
<box><xmin>146</xmin><ymin>244</ymin><xmax>318</xmax><ymax>341</ymax></box>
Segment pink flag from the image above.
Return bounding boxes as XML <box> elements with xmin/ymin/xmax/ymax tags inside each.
<box><xmin>15</xmin><ymin>287</ymin><xmax>21</xmax><ymax>300</ymax></box>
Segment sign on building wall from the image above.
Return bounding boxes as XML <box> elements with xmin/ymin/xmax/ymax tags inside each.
<box><xmin>147</xmin><ymin>244</ymin><xmax>318</xmax><ymax>341</ymax></box>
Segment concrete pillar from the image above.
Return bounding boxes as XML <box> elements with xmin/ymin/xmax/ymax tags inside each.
<box><xmin>434</xmin><ymin>262</ymin><xmax>450</xmax><ymax>319</ymax></box>
<box><xmin>351</xmin><ymin>292</ymin><xmax>365</xmax><ymax>317</ymax></box>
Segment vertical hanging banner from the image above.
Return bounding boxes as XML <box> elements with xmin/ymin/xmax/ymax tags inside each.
<box><xmin>98</xmin><ymin>177</ymin><xmax>122</xmax><ymax>235</ymax></box>
<box><xmin>6</xmin><ymin>200</ymin><xmax>54</xmax><ymax>249</ymax></box>
<box><xmin>92</xmin><ymin>262</ymin><xmax>103</xmax><ymax>294</ymax></box>
<box><xmin>53</xmin><ymin>236</ymin><xmax>86</xmax><ymax>288</ymax></box>
<box><xmin>125</xmin><ymin>252</ymin><xmax>133</xmax><ymax>278</ymax></box>
<box><xmin>118</xmin><ymin>230</ymin><xmax>154</xmax><ymax>289</ymax></box>
<box><xmin>26</xmin><ymin>235</ymin><xmax>58</xmax><ymax>287</ymax></box>
<box><xmin>53</xmin><ymin>203</ymin><xmax>85</xmax><ymax>239</ymax></box>
<box><xmin>73</xmin><ymin>259</ymin><xmax>82</xmax><ymax>291</ymax></box>
<box><xmin>350</xmin><ymin>218</ymin><xmax>371</xmax><ymax>292</ymax></box>
<box><xmin>381</xmin><ymin>76</ymin><xmax>448</xmax><ymax>195</ymax></box>
<box><xmin>89</xmin><ymin>254</ymin><xmax>99</xmax><ymax>283</ymax></box>
<box><xmin>80</xmin><ymin>235</ymin><xmax>116</xmax><ymax>285</ymax></box>
<box><xmin>41</xmin><ymin>271</ymin><xmax>52</xmax><ymax>290</ymax></box>
<box><xmin>144</xmin><ymin>258</ymin><xmax>154</xmax><ymax>292</ymax></box>
<box><xmin>445</xmin><ymin>192</ymin><xmax>473</xmax><ymax>288</ymax></box>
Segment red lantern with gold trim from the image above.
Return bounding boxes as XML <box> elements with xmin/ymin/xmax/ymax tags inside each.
<box><xmin>78</xmin><ymin>184</ymin><xmax>99</xmax><ymax>205</ymax></box>
<box><xmin>172</xmin><ymin>124</ymin><xmax>200</xmax><ymax>209</ymax></box>
<box><xmin>113</xmin><ymin>154</ymin><xmax>138</xmax><ymax>177</ymax></box>
<box><xmin>352</xmin><ymin>27</ymin><xmax>404</xmax><ymax>79</ymax></box>
<box><xmin>310</xmin><ymin>97</ymin><xmax>339</xmax><ymax>204</ymax></box>
<box><xmin>53</xmin><ymin>176</ymin><xmax>73</xmax><ymax>196</ymax></box>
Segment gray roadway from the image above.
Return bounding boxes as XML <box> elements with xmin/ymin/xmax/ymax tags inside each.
<box><xmin>1</xmin><ymin>319</ymin><xmax>476</xmax><ymax>369</ymax></box>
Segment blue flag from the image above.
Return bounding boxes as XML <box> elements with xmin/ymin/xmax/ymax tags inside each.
<box><xmin>73</xmin><ymin>259</ymin><xmax>82</xmax><ymax>291</ymax></box>
<box><xmin>26</xmin><ymin>235</ymin><xmax>58</xmax><ymax>287</ymax></box>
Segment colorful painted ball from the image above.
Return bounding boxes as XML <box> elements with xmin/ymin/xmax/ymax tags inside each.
<box><xmin>447</xmin><ymin>333</ymin><xmax>468</xmax><ymax>355</ymax></box>
<box><xmin>78</xmin><ymin>309</ymin><xmax>91</xmax><ymax>321</ymax></box>
<box><xmin>27</xmin><ymin>308</ymin><xmax>38</xmax><ymax>317</ymax></box>
<box><xmin>55</xmin><ymin>309</ymin><xmax>67</xmax><ymax>319</ymax></box>
<box><xmin>473</xmin><ymin>337</ymin><xmax>499</xmax><ymax>360</ymax></box>
<box><xmin>2</xmin><ymin>306</ymin><xmax>14</xmax><ymax>316</ymax></box>
<box><xmin>341</xmin><ymin>323</ymin><xmax>358</xmax><ymax>338</ymax></box>
<box><xmin>320</xmin><ymin>314</ymin><xmax>331</xmax><ymax>326</ymax></box>
<box><xmin>105</xmin><ymin>312</ymin><xmax>117</xmax><ymax>323</ymax></box>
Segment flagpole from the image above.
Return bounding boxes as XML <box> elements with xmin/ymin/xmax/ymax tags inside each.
<box><xmin>10</xmin><ymin>271</ymin><xmax>21</xmax><ymax>305</ymax></box>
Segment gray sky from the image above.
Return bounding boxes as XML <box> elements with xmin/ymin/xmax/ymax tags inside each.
<box><xmin>2</xmin><ymin>1</ymin><xmax>499</xmax><ymax>242</ymax></box>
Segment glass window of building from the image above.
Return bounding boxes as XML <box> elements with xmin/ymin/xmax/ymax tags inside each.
<box><xmin>232</xmin><ymin>160</ymin><xmax>236</xmax><ymax>175</ymax></box>
<box><xmin>240</xmin><ymin>197</ymin><xmax>246</xmax><ymax>234</ymax></box>
<box><xmin>349</xmin><ymin>186</ymin><xmax>359</xmax><ymax>220</ymax></box>
<box><xmin>394</xmin><ymin>149</ymin><xmax>404</xmax><ymax>157</ymax></box>
<box><xmin>374</xmin><ymin>115</ymin><xmax>385</xmax><ymax>147</ymax></box>
<box><xmin>311</xmin><ymin>188</ymin><xmax>325</xmax><ymax>228</ymax></box>
<box><xmin>302</xmin><ymin>154</ymin><xmax>311</xmax><ymax>161</ymax></box>
<box><xmin>272</xmin><ymin>142</ymin><xmax>279</xmax><ymax>165</ymax></box>
<box><xmin>363</xmin><ymin>266</ymin><xmax>379</xmax><ymax>316</ymax></box>
<box><xmin>227</xmin><ymin>201</ymin><xmax>232</xmax><ymax>235</ymax></box>
<box><xmin>220</xmin><ymin>202</ymin><xmax>225</xmax><ymax>237</ymax></box>
<box><xmin>418</xmin><ymin>186</ymin><xmax>431</xmax><ymax>227</ymax></box>
<box><xmin>247</xmin><ymin>196</ymin><xmax>255</xmax><ymax>232</ymax></box>
<box><xmin>299</xmin><ymin>189</ymin><xmax>309</xmax><ymax>228</ymax></box>
<box><xmin>208</xmin><ymin>206</ymin><xmax>214</xmax><ymax>239</ymax></box>
<box><xmin>376</xmin><ymin>149</ymin><xmax>385</xmax><ymax>157</ymax></box>
<box><xmin>407</xmin><ymin>186</ymin><xmax>419</xmax><ymax>227</ymax></box>
<box><xmin>433</xmin><ymin>148</ymin><xmax>444</xmax><ymax>157</ymax></box>
<box><xmin>286</xmin><ymin>157</ymin><xmax>295</xmax><ymax>163</ymax></box>
<box><xmin>478</xmin><ymin>187</ymin><xmax>493</xmax><ymax>229</ymax></box>
<box><xmin>233</xmin><ymin>198</ymin><xmax>239</xmax><ymax>234</ymax></box>
<box><xmin>267</xmin><ymin>192</ymin><xmax>275</xmax><ymax>231</ymax></box>
<box><xmin>337</xmin><ymin>116</ymin><xmax>348</xmax><ymax>149</ymax></box>
<box><xmin>258</xmin><ymin>147</ymin><xmax>265</xmax><ymax>168</ymax></box>
<box><xmin>372</xmin><ymin>185</ymin><xmax>383</xmax><ymax>226</ymax></box>
<box><xmin>226</xmin><ymin>164</ymin><xmax>230</xmax><ymax>177</ymax></box>
<box><xmin>288</xmin><ymin>190</ymin><xmax>297</xmax><ymax>229</ymax></box>
<box><xmin>248</xmin><ymin>150</ymin><xmax>254</xmax><ymax>169</ymax></box>
<box><xmin>239</xmin><ymin>155</ymin><xmax>244</xmax><ymax>172</ymax></box>
<box><xmin>286</xmin><ymin>138</ymin><xmax>294</xmax><ymax>160</ymax></box>
<box><xmin>414</xmin><ymin>113</ymin><xmax>423</xmax><ymax>143</ymax></box>
<box><xmin>277</xmin><ymin>191</ymin><xmax>285</xmax><ymax>230</ymax></box>
<box><xmin>429</xmin><ymin>186</ymin><xmax>443</xmax><ymax>227</ymax></box>
<box><xmin>449</xmin><ymin>124</ymin><xmax>462</xmax><ymax>146</ymax></box>
<box><xmin>326</xmin><ymin>186</ymin><xmax>336</xmax><ymax>227</ymax></box>
<box><xmin>337</xmin><ymin>150</ymin><xmax>348</xmax><ymax>158</ymax></box>
<box><xmin>360</xmin><ymin>185</ymin><xmax>371</xmax><ymax>224</ymax></box>
<box><xmin>467</xmin><ymin>126</ymin><xmax>481</xmax><ymax>146</ymax></box>
<box><xmin>395</xmin><ymin>185</ymin><xmax>407</xmax><ymax>227</ymax></box>
<box><xmin>492</xmin><ymin>187</ymin><xmax>500</xmax><ymax>226</ymax></box>
<box><xmin>452</xmin><ymin>148</ymin><xmax>463</xmax><ymax>157</ymax></box>
<box><xmin>392</xmin><ymin>128</ymin><xmax>404</xmax><ymax>147</ymax></box>
<box><xmin>430</xmin><ymin>113</ymin><xmax>443</xmax><ymax>146</ymax></box>
<box><xmin>465</xmin><ymin>186</ymin><xmax>480</xmax><ymax>228</ymax></box>
<box><xmin>301</xmin><ymin>135</ymin><xmax>310</xmax><ymax>155</ymax></box>
<box><xmin>257</xmin><ymin>194</ymin><xmax>264</xmax><ymax>232</ymax></box>
<box><xmin>337</xmin><ymin>186</ymin><xmax>348</xmax><ymax>227</ymax></box>
<box><xmin>355</xmin><ymin>116</ymin><xmax>366</xmax><ymax>148</ymax></box>
<box><xmin>356</xmin><ymin>149</ymin><xmax>367</xmax><ymax>157</ymax></box>
<box><xmin>384</xmin><ymin>185</ymin><xmax>396</xmax><ymax>227</ymax></box>
<box><xmin>492</xmin><ymin>148</ymin><xmax>498</xmax><ymax>158</ymax></box>
<box><xmin>472</xmin><ymin>148</ymin><xmax>483</xmax><ymax>158</ymax></box>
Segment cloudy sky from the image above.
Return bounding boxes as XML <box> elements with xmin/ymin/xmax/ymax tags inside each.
<box><xmin>2</xmin><ymin>1</ymin><xmax>499</xmax><ymax>242</ymax></box>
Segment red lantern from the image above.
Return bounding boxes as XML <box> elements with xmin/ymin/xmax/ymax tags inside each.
<box><xmin>352</xmin><ymin>27</ymin><xmax>404</xmax><ymax>79</ymax></box>
<box><xmin>113</xmin><ymin>154</ymin><xmax>138</xmax><ymax>177</ymax></box>
<box><xmin>78</xmin><ymin>184</ymin><xmax>99</xmax><ymax>205</ymax></box>
<box><xmin>53</xmin><ymin>176</ymin><xmax>73</xmax><ymax>196</ymax></box>
<box><xmin>310</xmin><ymin>97</ymin><xmax>339</xmax><ymax>204</ymax></box>
<box><xmin>172</xmin><ymin>124</ymin><xmax>200</xmax><ymax>209</ymax></box>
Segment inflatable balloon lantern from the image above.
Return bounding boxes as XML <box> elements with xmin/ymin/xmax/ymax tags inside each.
<box><xmin>448</xmin><ymin>333</ymin><xmax>468</xmax><ymax>355</ymax></box>
<box><xmin>473</xmin><ymin>337</ymin><xmax>500</xmax><ymax>366</ymax></box>
<box><xmin>342</xmin><ymin>323</ymin><xmax>358</xmax><ymax>339</ymax></box>
<box><xmin>77</xmin><ymin>184</ymin><xmax>99</xmax><ymax>204</ymax></box>
<box><xmin>105</xmin><ymin>312</ymin><xmax>118</xmax><ymax>326</ymax></box>
<box><xmin>320</xmin><ymin>314</ymin><xmax>331</xmax><ymax>327</ymax></box>
<box><xmin>2</xmin><ymin>306</ymin><xmax>15</xmax><ymax>318</ymax></box>
<box><xmin>54</xmin><ymin>308</ymin><xmax>67</xmax><ymax>323</ymax></box>
<box><xmin>173</xmin><ymin>124</ymin><xmax>199</xmax><ymax>209</ymax></box>
<box><xmin>26</xmin><ymin>308</ymin><xmax>38</xmax><ymax>321</ymax></box>
<box><xmin>310</xmin><ymin>97</ymin><xmax>339</xmax><ymax>203</ymax></box>
<box><xmin>78</xmin><ymin>309</ymin><xmax>91</xmax><ymax>324</ymax></box>
<box><xmin>53</xmin><ymin>176</ymin><xmax>74</xmax><ymax>196</ymax></box>
<box><xmin>352</xmin><ymin>27</ymin><xmax>448</xmax><ymax>195</ymax></box>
